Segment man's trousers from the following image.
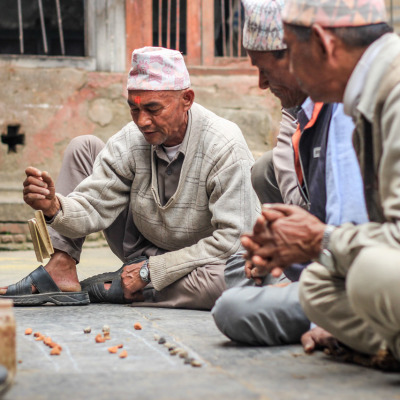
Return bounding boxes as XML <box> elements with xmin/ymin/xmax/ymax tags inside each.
<box><xmin>300</xmin><ymin>246</ymin><xmax>400</xmax><ymax>359</ymax></box>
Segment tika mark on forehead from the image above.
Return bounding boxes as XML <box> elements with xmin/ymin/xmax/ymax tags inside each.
<box><xmin>134</xmin><ymin>96</ymin><xmax>141</xmax><ymax>105</ymax></box>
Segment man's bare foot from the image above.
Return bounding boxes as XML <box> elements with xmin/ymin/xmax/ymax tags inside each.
<box><xmin>301</xmin><ymin>326</ymin><xmax>342</xmax><ymax>354</ymax></box>
<box><xmin>0</xmin><ymin>250</ymin><xmax>81</xmax><ymax>295</ymax></box>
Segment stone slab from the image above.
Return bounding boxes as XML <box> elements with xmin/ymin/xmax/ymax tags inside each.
<box><xmin>0</xmin><ymin>249</ymin><xmax>400</xmax><ymax>400</ymax></box>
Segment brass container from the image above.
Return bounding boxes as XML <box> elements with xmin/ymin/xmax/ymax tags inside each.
<box><xmin>0</xmin><ymin>299</ymin><xmax>16</xmax><ymax>396</ymax></box>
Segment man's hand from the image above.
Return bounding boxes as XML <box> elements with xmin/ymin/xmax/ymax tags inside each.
<box><xmin>301</xmin><ymin>326</ymin><xmax>340</xmax><ymax>354</ymax></box>
<box><xmin>121</xmin><ymin>261</ymin><xmax>148</xmax><ymax>301</ymax></box>
<box><xmin>241</xmin><ymin>212</ymin><xmax>285</xmax><ymax>279</ymax></box>
<box><xmin>23</xmin><ymin>167</ymin><xmax>60</xmax><ymax>218</ymax></box>
<box><xmin>249</xmin><ymin>204</ymin><xmax>326</xmax><ymax>270</ymax></box>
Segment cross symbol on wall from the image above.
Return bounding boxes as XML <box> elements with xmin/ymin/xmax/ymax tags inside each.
<box><xmin>1</xmin><ymin>125</ymin><xmax>25</xmax><ymax>153</ymax></box>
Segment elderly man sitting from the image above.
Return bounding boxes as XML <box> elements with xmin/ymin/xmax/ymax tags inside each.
<box><xmin>1</xmin><ymin>47</ymin><xmax>259</xmax><ymax>308</ymax></box>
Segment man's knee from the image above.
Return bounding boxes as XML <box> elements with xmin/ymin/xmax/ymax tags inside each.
<box><xmin>347</xmin><ymin>247</ymin><xmax>400</xmax><ymax>318</ymax></box>
<box><xmin>251</xmin><ymin>151</ymin><xmax>283</xmax><ymax>204</ymax></box>
<box><xmin>212</xmin><ymin>285</ymin><xmax>308</xmax><ymax>345</ymax></box>
<box><xmin>212</xmin><ymin>287</ymin><xmax>242</xmax><ymax>329</ymax></box>
<box><xmin>212</xmin><ymin>287</ymin><xmax>262</xmax><ymax>344</ymax></box>
<box><xmin>65</xmin><ymin>135</ymin><xmax>105</xmax><ymax>161</ymax></box>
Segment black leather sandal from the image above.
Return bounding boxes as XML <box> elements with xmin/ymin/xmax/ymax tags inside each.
<box><xmin>80</xmin><ymin>256</ymin><xmax>147</xmax><ymax>304</ymax></box>
<box><xmin>1</xmin><ymin>265</ymin><xmax>89</xmax><ymax>306</ymax></box>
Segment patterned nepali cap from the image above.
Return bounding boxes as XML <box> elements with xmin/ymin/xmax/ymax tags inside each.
<box><xmin>242</xmin><ymin>0</ymin><xmax>287</xmax><ymax>51</ymax></box>
<box><xmin>282</xmin><ymin>0</ymin><xmax>387</xmax><ymax>27</ymax></box>
<box><xmin>127</xmin><ymin>47</ymin><xmax>191</xmax><ymax>91</ymax></box>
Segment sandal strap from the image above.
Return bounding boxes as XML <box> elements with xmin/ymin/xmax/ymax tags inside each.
<box><xmin>30</xmin><ymin>266</ymin><xmax>61</xmax><ymax>294</ymax></box>
<box><xmin>6</xmin><ymin>265</ymin><xmax>61</xmax><ymax>296</ymax></box>
<box><xmin>80</xmin><ymin>256</ymin><xmax>148</xmax><ymax>304</ymax></box>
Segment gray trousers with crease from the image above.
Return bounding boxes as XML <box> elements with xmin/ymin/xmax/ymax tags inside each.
<box><xmin>211</xmin><ymin>252</ymin><xmax>310</xmax><ymax>345</ymax></box>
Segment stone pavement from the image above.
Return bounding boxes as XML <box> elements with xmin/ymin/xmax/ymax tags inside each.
<box><xmin>0</xmin><ymin>248</ymin><xmax>400</xmax><ymax>400</ymax></box>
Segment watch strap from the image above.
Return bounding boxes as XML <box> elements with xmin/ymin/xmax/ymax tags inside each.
<box><xmin>321</xmin><ymin>224</ymin><xmax>336</xmax><ymax>251</ymax></box>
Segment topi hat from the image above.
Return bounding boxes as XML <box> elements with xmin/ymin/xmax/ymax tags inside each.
<box><xmin>127</xmin><ymin>47</ymin><xmax>191</xmax><ymax>91</ymax></box>
<box><xmin>242</xmin><ymin>0</ymin><xmax>287</xmax><ymax>51</ymax></box>
<box><xmin>282</xmin><ymin>0</ymin><xmax>387</xmax><ymax>28</ymax></box>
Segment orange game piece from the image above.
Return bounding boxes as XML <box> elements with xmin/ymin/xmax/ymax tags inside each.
<box><xmin>95</xmin><ymin>334</ymin><xmax>105</xmax><ymax>343</ymax></box>
<box><xmin>108</xmin><ymin>346</ymin><xmax>118</xmax><ymax>354</ymax></box>
<box><xmin>25</xmin><ymin>328</ymin><xmax>33</xmax><ymax>335</ymax></box>
<box><xmin>50</xmin><ymin>347</ymin><xmax>61</xmax><ymax>356</ymax></box>
<box><xmin>134</xmin><ymin>322</ymin><xmax>142</xmax><ymax>330</ymax></box>
<box><xmin>119</xmin><ymin>350</ymin><xmax>128</xmax><ymax>359</ymax></box>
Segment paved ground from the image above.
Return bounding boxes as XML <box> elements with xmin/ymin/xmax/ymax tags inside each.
<box><xmin>1</xmin><ymin>248</ymin><xmax>400</xmax><ymax>400</ymax></box>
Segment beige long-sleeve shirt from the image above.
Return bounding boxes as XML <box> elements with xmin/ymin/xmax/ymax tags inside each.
<box><xmin>329</xmin><ymin>33</ymin><xmax>400</xmax><ymax>274</ymax></box>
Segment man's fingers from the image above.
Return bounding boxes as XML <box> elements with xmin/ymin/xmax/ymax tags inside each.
<box><xmin>253</xmin><ymin>277</ymin><xmax>263</xmax><ymax>286</ymax></box>
<box><xmin>252</xmin><ymin>215</ymin><xmax>267</xmax><ymax>235</ymax></box>
<box><xmin>250</xmin><ymin>264</ymin><xmax>269</xmax><ymax>279</ymax></box>
<box><xmin>253</xmin><ymin>246</ymin><xmax>276</xmax><ymax>259</ymax></box>
<box><xmin>301</xmin><ymin>331</ymin><xmax>316</xmax><ymax>354</ymax></box>
<box><xmin>251</xmin><ymin>254</ymin><xmax>268</xmax><ymax>267</ymax></box>
<box><xmin>261</xmin><ymin>204</ymin><xmax>286</xmax><ymax>221</ymax></box>
<box><xmin>25</xmin><ymin>166</ymin><xmax>42</xmax><ymax>177</ymax></box>
<box><xmin>41</xmin><ymin>171</ymin><xmax>55</xmax><ymax>188</ymax></box>
<box><xmin>24</xmin><ymin>175</ymin><xmax>48</xmax><ymax>188</ymax></box>
<box><xmin>23</xmin><ymin>182</ymin><xmax>50</xmax><ymax>196</ymax></box>
<box><xmin>244</xmin><ymin>260</ymin><xmax>253</xmax><ymax>279</ymax></box>
<box><xmin>262</xmin><ymin>203</ymin><xmax>302</xmax><ymax>217</ymax></box>
<box><xmin>270</xmin><ymin>267</ymin><xmax>284</xmax><ymax>277</ymax></box>
<box><xmin>241</xmin><ymin>235</ymin><xmax>259</xmax><ymax>253</ymax></box>
<box><xmin>24</xmin><ymin>193</ymin><xmax>47</xmax><ymax>201</ymax></box>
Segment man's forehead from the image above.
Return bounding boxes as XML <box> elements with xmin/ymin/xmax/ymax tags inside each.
<box><xmin>248</xmin><ymin>50</ymin><xmax>280</xmax><ymax>67</ymax></box>
<box><xmin>128</xmin><ymin>90</ymin><xmax>176</xmax><ymax>105</ymax></box>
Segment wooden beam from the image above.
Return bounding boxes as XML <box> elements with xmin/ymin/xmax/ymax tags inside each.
<box><xmin>125</xmin><ymin>0</ymin><xmax>152</xmax><ymax>71</ymax></box>
<box><xmin>186</xmin><ymin>0</ymin><xmax>201</xmax><ymax>65</ymax></box>
<box><xmin>201</xmin><ymin>0</ymin><xmax>214</xmax><ymax>66</ymax></box>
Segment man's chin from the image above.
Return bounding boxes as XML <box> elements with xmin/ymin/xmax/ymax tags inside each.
<box><xmin>141</xmin><ymin>131</ymin><xmax>162</xmax><ymax>145</ymax></box>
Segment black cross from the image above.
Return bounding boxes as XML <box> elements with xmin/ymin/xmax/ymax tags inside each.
<box><xmin>1</xmin><ymin>125</ymin><xmax>25</xmax><ymax>153</ymax></box>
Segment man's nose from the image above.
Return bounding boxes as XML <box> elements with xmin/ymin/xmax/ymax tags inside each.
<box><xmin>288</xmin><ymin>59</ymin><xmax>295</xmax><ymax>75</ymax></box>
<box><xmin>137</xmin><ymin>110</ymin><xmax>151</xmax><ymax>128</ymax></box>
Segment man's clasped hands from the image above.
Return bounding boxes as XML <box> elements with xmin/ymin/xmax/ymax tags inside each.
<box><xmin>241</xmin><ymin>204</ymin><xmax>326</xmax><ymax>285</ymax></box>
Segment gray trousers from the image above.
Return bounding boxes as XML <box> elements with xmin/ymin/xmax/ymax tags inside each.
<box><xmin>50</xmin><ymin>135</ymin><xmax>225</xmax><ymax>310</ymax></box>
<box><xmin>251</xmin><ymin>150</ymin><xmax>283</xmax><ymax>204</ymax></box>
<box><xmin>212</xmin><ymin>253</ymin><xmax>310</xmax><ymax>346</ymax></box>
<box><xmin>300</xmin><ymin>246</ymin><xmax>400</xmax><ymax>359</ymax></box>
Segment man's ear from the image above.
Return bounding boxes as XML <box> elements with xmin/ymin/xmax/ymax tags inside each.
<box><xmin>310</xmin><ymin>23</ymin><xmax>336</xmax><ymax>62</ymax></box>
<box><xmin>181</xmin><ymin>88</ymin><xmax>195</xmax><ymax>111</ymax></box>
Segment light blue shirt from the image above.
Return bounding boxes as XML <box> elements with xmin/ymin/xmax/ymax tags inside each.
<box><xmin>325</xmin><ymin>103</ymin><xmax>368</xmax><ymax>226</ymax></box>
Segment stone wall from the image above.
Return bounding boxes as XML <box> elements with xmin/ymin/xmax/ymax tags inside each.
<box><xmin>0</xmin><ymin>65</ymin><xmax>281</xmax><ymax>247</ymax></box>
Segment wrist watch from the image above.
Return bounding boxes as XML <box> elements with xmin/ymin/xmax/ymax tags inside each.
<box><xmin>139</xmin><ymin>260</ymin><xmax>150</xmax><ymax>283</ymax></box>
<box><xmin>317</xmin><ymin>225</ymin><xmax>336</xmax><ymax>272</ymax></box>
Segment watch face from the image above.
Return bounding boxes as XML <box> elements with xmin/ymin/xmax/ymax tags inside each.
<box><xmin>140</xmin><ymin>268</ymin><xmax>147</xmax><ymax>280</ymax></box>
<box><xmin>140</xmin><ymin>264</ymin><xmax>149</xmax><ymax>282</ymax></box>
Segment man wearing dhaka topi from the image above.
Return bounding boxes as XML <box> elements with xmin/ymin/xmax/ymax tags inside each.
<box><xmin>1</xmin><ymin>47</ymin><xmax>259</xmax><ymax>308</ymax></box>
